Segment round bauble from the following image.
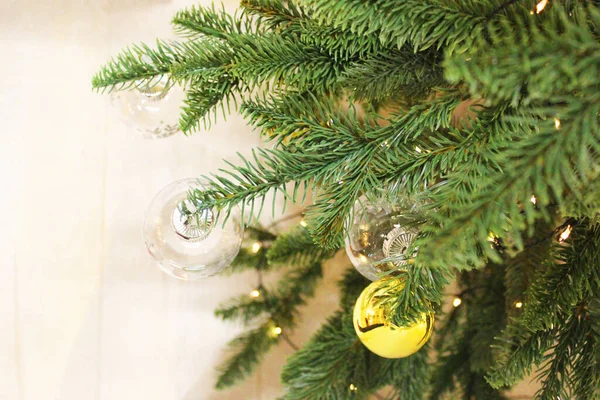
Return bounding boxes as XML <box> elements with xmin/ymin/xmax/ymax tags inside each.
<box><xmin>111</xmin><ymin>76</ymin><xmax>184</xmax><ymax>138</ymax></box>
<box><xmin>143</xmin><ymin>179</ymin><xmax>244</xmax><ymax>280</ymax></box>
<box><xmin>345</xmin><ymin>195</ymin><xmax>421</xmax><ymax>281</ymax></box>
<box><xmin>353</xmin><ymin>275</ymin><xmax>434</xmax><ymax>358</ymax></box>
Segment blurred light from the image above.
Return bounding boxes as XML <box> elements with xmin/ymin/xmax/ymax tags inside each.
<box><xmin>453</xmin><ymin>297</ymin><xmax>462</xmax><ymax>307</ymax></box>
<box><xmin>359</xmin><ymin>254</ymin><xmax>368</xmax><ymax>263</ymax></box>
<box><xmin>251</xmin><ymin>242</ymin><xmax>262</xmax><ymax>253</ymax></box>
<box><xmin>554</xmin><ymin>117</ymin><xmax>561</xmax><ymax>129</ymax></box>
<box><xmin>515</xmin><ymin>301</ymin><xmax>523</xmax><ymax>309</ymax></box>
<box><xmin>559</xmin><ymin>225</ymin><xmax>572</xmax><ymax>242</ymax></box>
<box><xmin>300</xmin><ymin>220</ymin><xmax>308</xmax><ymax>228</ymax></box>
<box><xmin>272</xmin><ymin>326</ymin><xmax>282</xmax><ymax>336</ymax></box>
<box><xmin>250</xmin><ymin>289</ymin><xmax>261</xmax><ymax>298</ymax></box>
<box><xmin>415</xmin><ymin>146</ymin><xmax>423</xmax><ymax>153</ymax></box>
<box><xmin>530</xmin><ymin>195</ymin><xmax>537</xmax><ymax>205</ymax></box>
<box><xmin>536</xmin><ymin>0</ymin><xmax>548</xmax><ymax>14</ymax></box>
<box><xmin>349</xmin><ymin>384</ymin><xmax>358</xmax><ymax>392</ymax></box>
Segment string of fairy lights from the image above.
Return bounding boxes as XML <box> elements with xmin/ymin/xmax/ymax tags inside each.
<box><xmin>240</xmin><ymin>4</ymin><xmax>561</xmax><ymax>394</ymax></box>
<box><xmin>241</xmin><ymin>206</ymin><xmax>573</xmax><ymax>397</ymax></box>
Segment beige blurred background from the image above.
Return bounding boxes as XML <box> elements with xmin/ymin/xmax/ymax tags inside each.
<box><xmin>0</xmin><ymin>1</ymin><xmax>537</xmax><ymax>399</ymax></box>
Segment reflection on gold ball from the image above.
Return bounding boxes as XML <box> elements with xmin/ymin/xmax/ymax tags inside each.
<box><xmin>353</xmin><ymin>275</ymin><xmax>434</xmax><ymax>358</ymax></box>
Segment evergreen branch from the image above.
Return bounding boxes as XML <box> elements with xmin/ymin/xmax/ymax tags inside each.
<box><xmin>215</xmin><ymin>323</ymin><xmax>279</xmax><ymax>389</ymax></box>
<box><xmin>280</xmin><ymin>312</ymin><xmax>377</xmax><ymax>399</ymax></box>
<box><xmin>189</xmin><ymin>91</ymin><xmax>468</xmax><ymax>246</ymax></box>
<box><xmin>445</xmin><ymin>4</ymin><xmax>600</xmax><ymax>106</ymax></box>
<box><xmin>179</xmin><ymin>81</ymin><xmax>238</xmax><ymax>132</ymax></box>
<box><xmin>429</xmin><ymin>266</ymin><xmax>508</xmax><ymax>399</ymax></box>
<box><xmin>230</xmin><ymin>34</ymin><xmax>345</xmax><ymax>92</ymax></box>
<box><xmin>489</xmin><ymin>222</ymin><xmax>600</xmax><ymax>392</ymax></box>
<box><xmin>269</xmin><ymin>261</ymin><xmax>323</xmax><ymax>326</ymax></box>
<box><xmin>215</xmin><ymin>261</ymin><xmax>322</xmax><ymax>389</ymax></box>
<box><xmin>341</xmin><ymin>47</ymin><xmax>445</xmax><ymax>102</ymax></box>
<box><xmin>417</xmin><ymin>98</ymin><xmax>600</xmax><ymax>271</ymax></box>
<box><xmin>486</xmin><ymin>328</ymin><xmax>554</xmax><ymax>389</ymax></box>
<box><xmin>267</xmin><ymin>225</ymin><xmax>338</xmax><ymax>266</ymax></box>
<box><xmin>535</xmin><ymin>307</ymin><xmax>600</xmax><ymax>399</ymax></box>
<box><xmin>242</xmin><ymin>0</ymin><xmax>385</xmax><ymax>61</ymax></box>
<box><xmin>91</xmin><ymin>40</ymin><xmax>184</xmax><ymax>92</ymax></box>
<box><xmin>240</xmin><ymin>0</ymin><xmax>305</xmax><ymax>31</ymax></box>
<box><xmin>387</xmin><ymin>346</ymin><xmax>430</xmax><ymax>400</ymax></box>
<box><xmin>503</xmin><ymin>218</ymin><xmax>554</xmax><ymax>315</ymax></box>
<box><xmin>172</xmin><ymin>4</ymin><xmax>254</xmax><ymax>39</ymax></box>
<box><xmin>225</xmin><ymin>247</ymin><xmax>268</xmax><ymax>274</ymax></box>
<box><xmin>300</xmin><ymin>0</ymin><xmax>527</xmax><ymax>53</ymax></box>
<box><xmin>338</xmin><ymin>268</ymin><xmax>371</xmax><ymax>310</ymax></box>
<box><xmin>517</xmin><ymin>221</ymin><xmax>600</xmax><ymax>332</ymax></box>
<box><xmin>214</xmin><ymin>294</ymin><xmax>270</xmax><ymax>324</ymax></box>
<box><xmin>385</xmin><ymin>266</ymin><xmax>452</xmax><ymax>328</ymax></box>
<box><xmin>169</xmin><ymin>39</ymin><xmax>236</xmax><ymax>84</ymax></box>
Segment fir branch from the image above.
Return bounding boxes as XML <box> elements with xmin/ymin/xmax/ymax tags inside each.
<box><xmin>215</xmin><ymin>323</ymin><xmax>279</xmax><ymax>389</ymax></box>
<box><xmin>267</xmin><ymin>225</ymin><xmax>337</xmax><ymax>266</ymax></box>
<box><xmin>516</xmin><ymin>221</ymin><xmax>600</xmax><ymax>333</ymax></box>
<box><xmin>387</xmin><ymin>346</ymin><xmax>430</xmax><ymax>400</ymax></box>
<box><xmin>214</xmin><ymin>294</ymin><xmax>270</xmax><ymax>324</ymax></box>
<box><xmin>172</xmin><ymin>4</ymin><xmax>254</xmax><ymax>39</ymax></box>
<box><xmin>240</xmin><ymin>0</ymin><xmax>305</xmax><ymax>31</ymax></box>
<box><xmin>488</xmin><ymin>222</ymin><xmax>600</xmax><ymax>392</ymax></box>
<box><xmin>503</xmin><ymin>218</ymin><xmax>554</xmax><ymax>315</ymax></box>
<box><xmin>179</xmin><ymin>81</ymin><xmax>238</xmax><ymax>132</ymax></box>
<box><xmin>486</xmin><ymin>328</ymin><xmax>554</xmax><ymax>389</ymax></box>
<box><xmin>535</xmin><ymin>307</ymin><xmax>600</xmax><ymax>399</ymax></box>
<box><xmin>225</xmin><ymin>247</ymin><xmax>268</xmax><ymax>274</ymax></box>
<box><xmin>91</xmin><ymin>40</ymin><xmax>184</xmax><ymax>92</ymax></box>
<box><xmin>445</xmin><ymin>4</ymin><xmax>600</xmax><ymax>106</ymax></box>
<box><xmin>338</xmin><ymin>267</ymin><xmax>371</xmax><ymax>310</ymax></box>
<box><xmin>341</xmin><ymin>47</ymin><xmax>445</xmax><ymax>102</ymax></box>
<box><xmin>215</xmin><ymin>261</ymin><xmax>322</xmax><ymax>389</ymax></box>
<box><xmin>429</xmin><ymin>266</ymin><xmax>508</xmax><ymax>400</ymax></box>
<box><xmin>231</xmin><ymin>34</ymin><xmax>345</xmax><ymax>92</ymax></box>
<box><xmin>280</xmin><ymin>312</ymin><xmax>375</xmax><ymax>400</ymax></box>
<box><xmin>417</xmin><ymin>98</ymin><xmax>600</xmax><ymax>271</ymax></box>
<box><xmin>300</xmin><ymin>0</ymin><xmax>527</xmax><ymax>53</ymax></box>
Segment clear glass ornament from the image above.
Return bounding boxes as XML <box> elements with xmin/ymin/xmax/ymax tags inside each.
<box><xmin>110</xmin><ymin>76</ymin><xmax>184</xmax><ymax>138</ymax></box>
<box><xmin>143</xmin><ymin>179</ymin><xmax>244</xmax><ymax>280</ymax></box>
<box><xmin>345</xmin><ymin>195</ymin><xmax>421</xmax><ymax>281</ymax></box>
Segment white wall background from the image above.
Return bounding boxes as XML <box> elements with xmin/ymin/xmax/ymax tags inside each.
<box><xmin>0</xmin><ymin>1</ymin><xmax>537</xmax><ymax>399</ymax></box>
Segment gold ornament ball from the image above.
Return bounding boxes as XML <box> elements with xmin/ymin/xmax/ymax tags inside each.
<box><xmin>353</xmin><ymin>275</ymin><xmax>434</xmax><ymax>358</ymax></box>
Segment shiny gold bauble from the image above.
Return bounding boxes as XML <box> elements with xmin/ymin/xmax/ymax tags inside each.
<box><xmin>353</xmin><ymin>275</ymin><xmax>434</xmax><ymax>358</ymax></box>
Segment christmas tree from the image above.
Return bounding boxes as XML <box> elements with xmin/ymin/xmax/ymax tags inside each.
<box><xmin>93</xmin><ymin>1</ymin><xmax>600</xmax><ymax>398</ymax></box>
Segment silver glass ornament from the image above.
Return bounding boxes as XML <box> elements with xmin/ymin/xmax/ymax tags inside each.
<box><xmin>110</xmin><ymin>76</ymin><xmax>184</xmax><ymax>138</ymax></box>
<box><xmin>345</xmin><ymin>195</ymin><xmax>421</xmax><ymax>281</ymax></box>
<box><xmin>143</xmin><ymin>179</ymin><xmax>244</xmax><ymax>280</ymax></box>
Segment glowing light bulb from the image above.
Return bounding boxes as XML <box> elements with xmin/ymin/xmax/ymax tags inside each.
<box><xmin>272</xmin><ymin>326</ymin><xmax>282</xmax><ymax>336</ymax></box>
<box><xmin>251</xmin><ymin>242</ymin><xmax>262</xmax><ymax>253</ymax></box>
<box><xmin>554</xmin><ymin>117</ymin><xmax>561</xmax><ymax>129</ymax></box>
<box><xmin>415</xmin><ymin>146</ymin><xmax>423</xmax><ymax>153</ymax></box>
<box><xmin>535</xmin><ymin>0</ymin><xmax>548</xmax><ymax>14</ymax></box>
<box><xmin>300</xmin><ymin>220</ymin><xmax>308</xmax><ymax>228</ymax></box>
<box><xmin>349</xmin><ymin>383</ymin><xmax>358</xmax><ymax>392</ymax></box>
<box><xmin>453</xmin><ymin>297</ymin><xmax>462</xmax><ymax>307</ymax></box>
<box><xmin>515</xmin><ymin>301</ymin><xmax>523</xmax><ymax>309</ymax></box>
<box><xmin>250</xmin><ymin>289</ymin><xmax>261</xmax><ymax>298</ymax></box>
<box><xmin>559</xmin><ymin>225</ymin><xmax>572</xmax><ymax>242</ymax></box>
<box><xmin>530</xmin><ymin>195</ymin><xmax>537</xmax><ymax>205</ymax></box>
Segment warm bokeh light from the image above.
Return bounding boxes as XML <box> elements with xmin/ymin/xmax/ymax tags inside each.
<box><xmin>251</xmin><ymin>242</ymin><xmax>262</xmax><ymax>253</ymax></box>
